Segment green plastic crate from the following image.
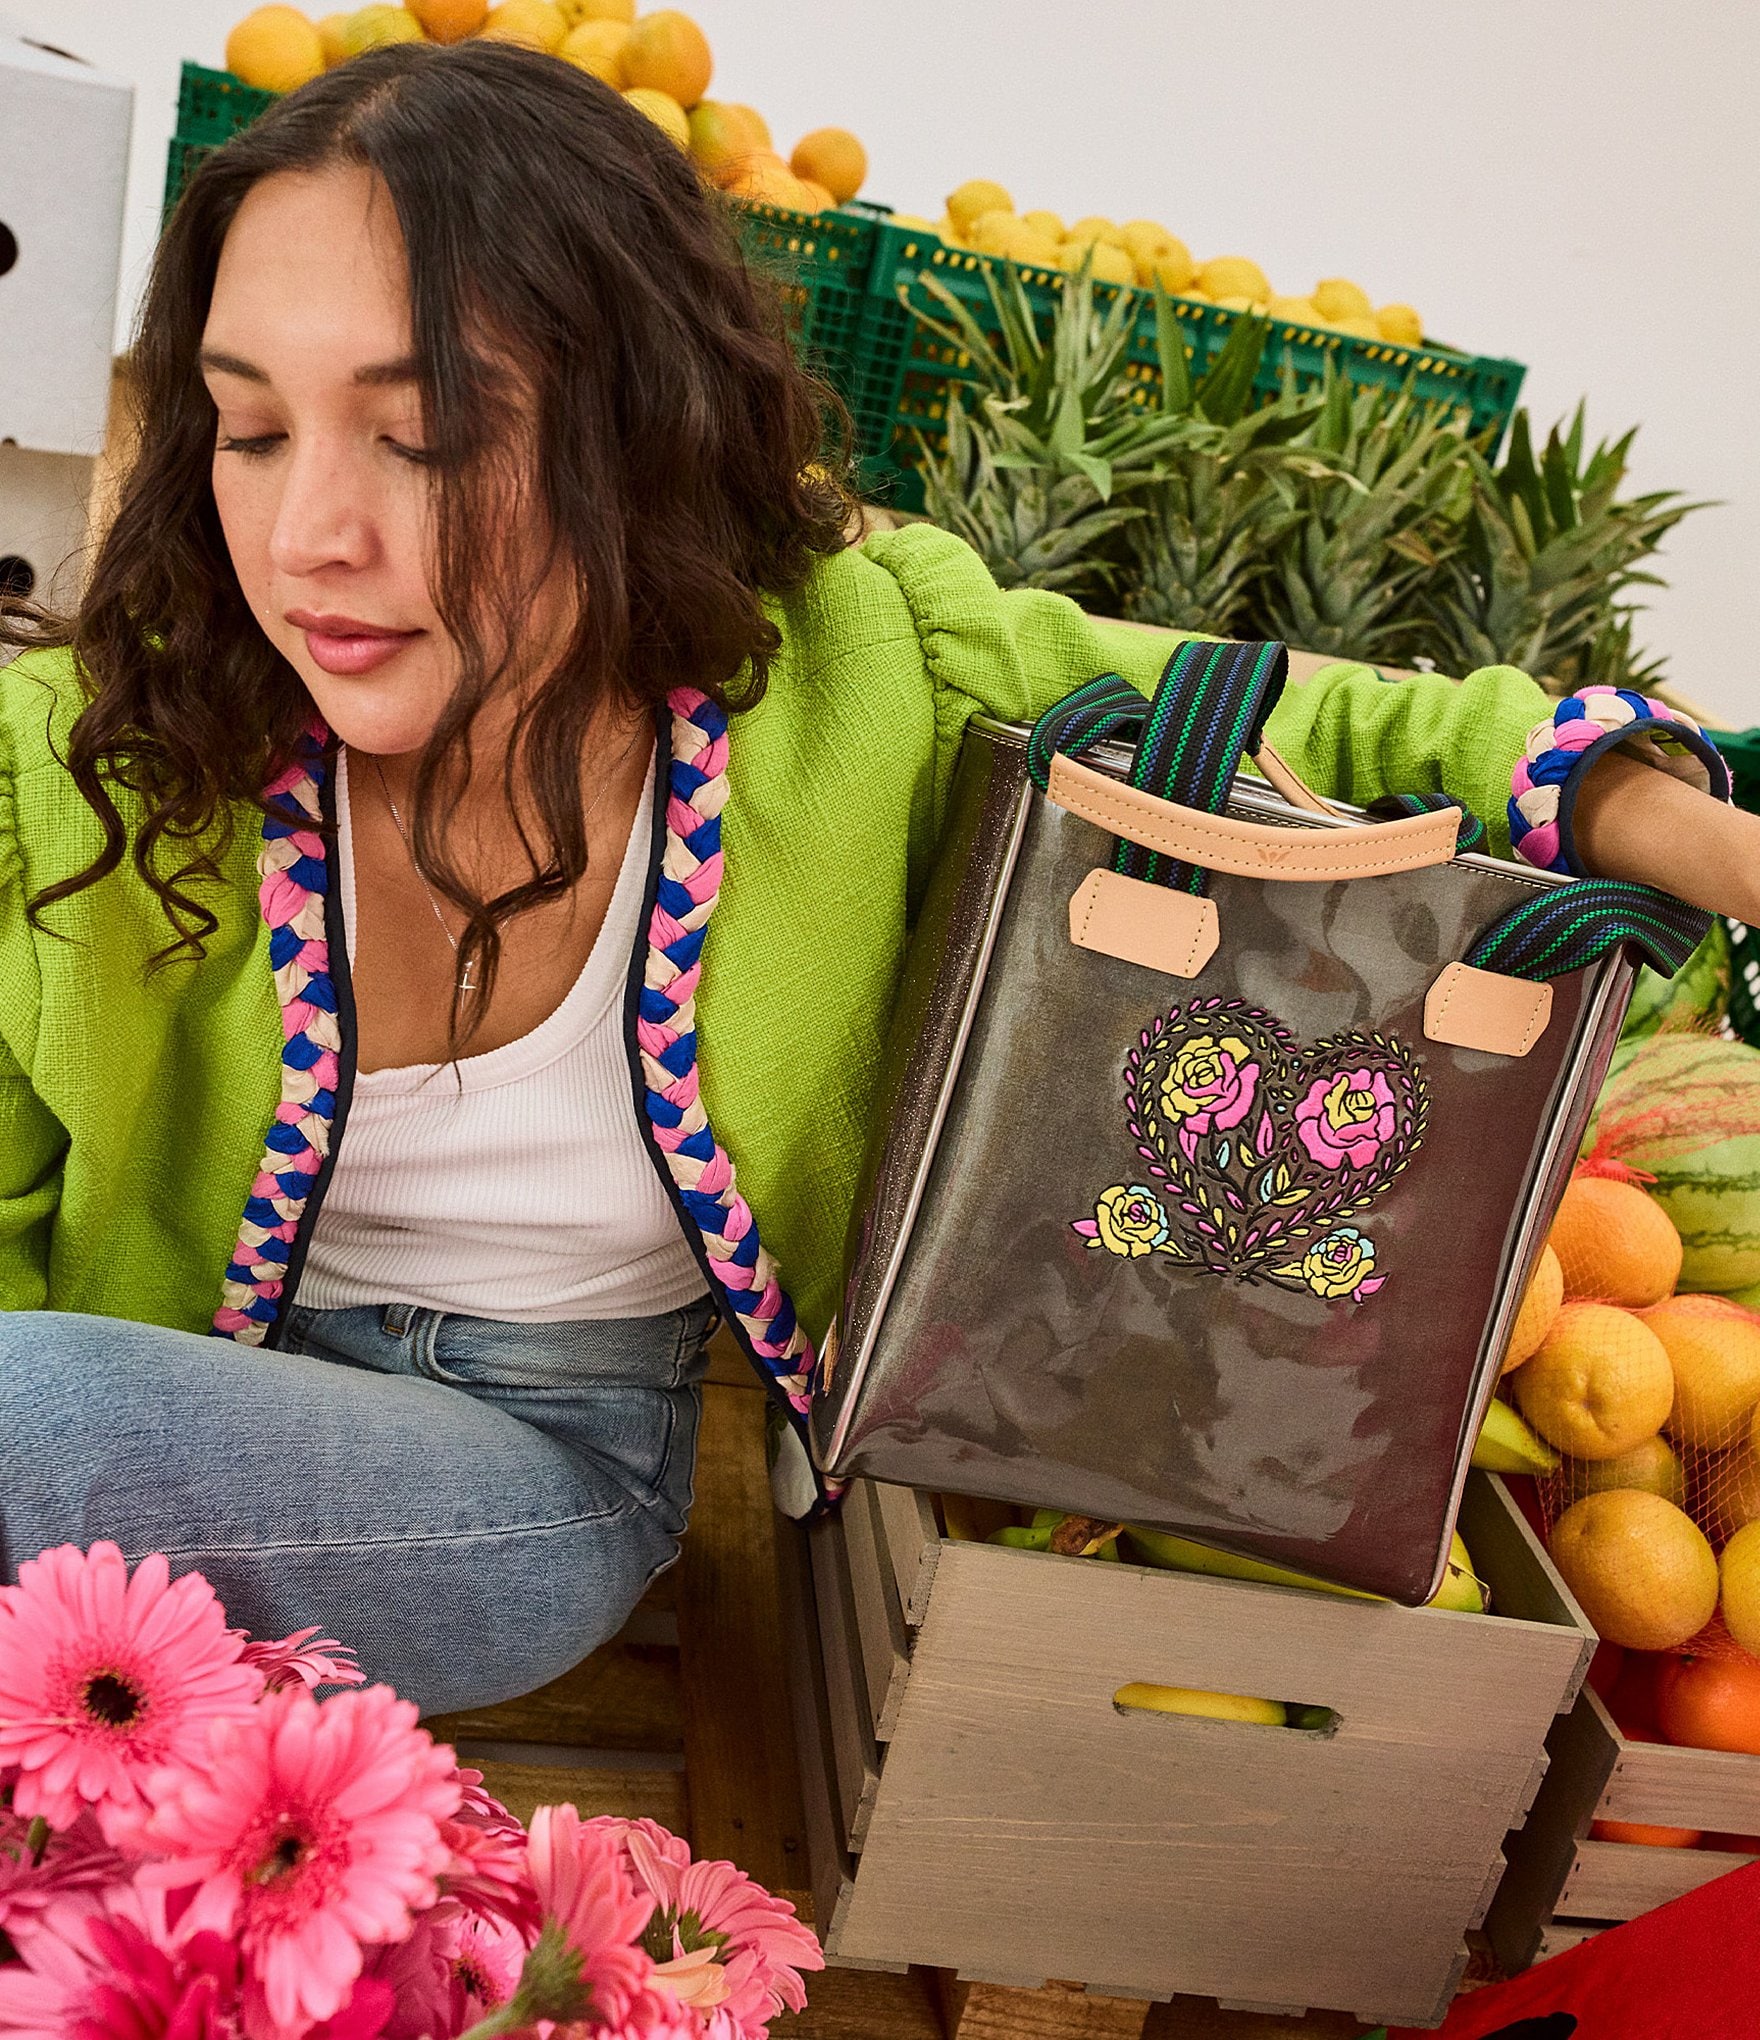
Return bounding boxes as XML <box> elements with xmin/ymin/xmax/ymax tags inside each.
<box><xmin>163</xmin><ymin>63</ymin><xmax>276</xmax><ymax>218</ymax></box>
<box><xmin>849</xmin><ymin>218</ymin><xmax>1527</xmax><ymax>511</ymax></box>
<box><xmin>730</xmin><ymin>200</ymin><xmax>881</xmax><ymax>406</ymax></box>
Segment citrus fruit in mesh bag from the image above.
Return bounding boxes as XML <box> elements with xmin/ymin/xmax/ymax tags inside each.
<box><xmin>1561</xmin><ymin>1432</ymin><xmax>1687</xmax><ymax>1509</ymax></box>
<box><xmin>1657</xmin><ymin>1649</ymin><xmax>1760</xmax><ymax>1753</ymax></box>
<box><xmin>1721</xmin><ymin>1521</ymin><xmax>1760</xmax><ymax>1657</ymax></box>
<box><xmin>1515</xmin><ymin>1302</ymin><xmax>1674</xmax><ymax>1460</ymax></box>
<box><xmin>1550</xmin><ymin>1490</ymin><xmax>1719</xmax><ymax>1650</ymax></box>
<box><xmin>1714</xmin><ymin>1445</ymin><xmax>1760</xmax><ymax>1538</ymax></box>
<box><xmin>1648</xmin><ymin>1293</ymin><xmax>1760</xmax><ymax>1450</ymax></box>
<box><xmin>1549</xmin><ymin>1173</ymin><xmax>1683</xmax><ymax>1307</ymax></box>
<box><xmin>1591</xmin><ymin>1819</ymin><xmax>1702</xmax><ymax>1846</ymax></box>
<box><xmin>1503</xmin><ymin>1243</ymin><xmax>1564</xmax><ymax>1373</ymax></box>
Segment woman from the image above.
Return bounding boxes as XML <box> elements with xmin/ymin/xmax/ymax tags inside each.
<box><xmin>0</xmin><ymin>42</ymin><xmax>1753</xmax><ymax>1713</ymax></box>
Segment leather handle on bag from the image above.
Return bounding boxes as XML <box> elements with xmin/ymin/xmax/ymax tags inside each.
<box><xmin>1046</xmin><ymin>752</ymin><xmax>1463</xmax><ymax>883</ymax></box>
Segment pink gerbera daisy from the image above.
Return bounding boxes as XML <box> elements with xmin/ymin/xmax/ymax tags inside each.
<box><xmin>139</xmin><ymin>1685</ymin><xmax>460</xmax><ymax>2036</ymax></box>
<box><xmin>597</xmin><ymin>1819</ymin><xmax>823</xmax><ymax>2036</ymax></box>
<box><xmin>519</xmin><ymin>1804</ymin><xmax>655</xmax><ymax>2029</ymax></box>
<box><xmin>0</xmin><ymin>1808</ymin><xmax>123</xmax><ymax>1942</ymax></box>
<box><xmin>0</xmin><ymin>1885</ymin><xmax>240</xmax><ymax>2040</ymax></box>
<box><xmin>0</xmin><ymin>1545</ymin><xmax>262</xmax><ymax>1846</ymax></box>
<box><xmin>236</xmin><ymin>1630</ymin><xmax>365</xmax><ymax>1696</ymax></box>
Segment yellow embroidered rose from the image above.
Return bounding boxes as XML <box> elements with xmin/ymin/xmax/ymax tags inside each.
<box><xmin>1300</xmin><ymin>1227</ymin><xmax>1378</xmax><ymax>1300</ymax></box>
<box><xmin>1092</xmin><ymin>1184</ymin><xmax>1171</xmax><ymax>1258</ymax></box>
<box><xmin>1158</xmin><ymin>1034</ymin><xmax>1259</xmax><ymax>1135</ymax></box>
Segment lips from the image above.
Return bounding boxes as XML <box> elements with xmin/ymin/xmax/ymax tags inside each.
<box><xmin>286</xmin><ymin>611</ymin><xmax>423</xmax><ymax>679</ymax></box>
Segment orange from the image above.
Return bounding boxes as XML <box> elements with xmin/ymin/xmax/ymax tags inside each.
<box><xmin>794</xmin><ymin>179</ymin><xmax>835</xmax><ymax>213</ymax></box>
<box><xmin>1721</xmin><ymin>1520</ymin><xmax>1760</xmax><ymax>1656</ymax></box>
<box><xmin>726</xmin><ymin>103</ymin><xmax>771</xmax><ymax>149</ymax></box>
<box><xmin>559</xmin><ymin>18</ymin><xmax>629</xmax><ymax>82</ymax></box>
<box><xmin>622</xmin><ymin>87</ymin><xmax>690</xmax><ymax>149</ymax></box>
<box><xmin>408</xmin><ymin>0</ymin><xmax>485</xmax><ymax>37</ymax></box>
<box><xmin>1560</xmin><ymin>1432</ymin><xmax>1687</xmax><ymax>1510</ymax></box>
<box><xmin>340</xmin><ymin>4</ymin><xmax>426</xmax><ymax>52</ymax></box>
<box><xmin>790</xmin><ymin>128</ymin><xmax>867</xmax><ymax>204</ymax></box>
<box><xmin>479</xmin><ymin>0</ymin><xmax>566</xmax><ymax>48</ymax></box>
<box><xmin>720</xmin><ymin>154</ymin><xmax>808</xmax><ymax>208</ymax></box>
<box><xmin>1648</xmin><ymin>1293</ymin><xmax>1760</xmax><ymax>1449</ymax></box>
<box><xmin>946</xmin><ymin>179</ymin><xmax>1012</xmax><ymax>234</ymax></box>
<box><xmin>1657</xmin><ymin>1651</ymin><xmax>1760</xmax><ymax>1753</ymax></box>
<box><xmin>1549</xmin><ymin>1490</ymin><xmax>1719</xmax><ymax>1650</ymax></box>
<box><xmin>622</xmin><ymin>10</ymin><xmax>713</xmax><ymax>110</ymax></box>
<box><xmin>1549</xmin><ymin>1175</ymin><xmax>1683</xmax><ymax>1307</ymax></box>
<box><xmin>686</xmin><ymin>101</ymin><xmax>764</xmax><ymax>176</ymax></box>
<box><xmin>1591</xmin><ymin>1819</ymin><xmax>1702</xmax><ymax>1847</ymax></box>
<box><xmin>1504</xmin><ymin>1245</ymin><xmax>1565</xmax><ymax>1373</ymax></box>
<box><xmin>228</xmin><ymin>6</ymin><xmax>328</xmax><ymax>90</ymax></box>
<box><xmin>1513</xmin><ymin>1302</ymin><xmax>1674</xmax><ymax>1460</ymax></box>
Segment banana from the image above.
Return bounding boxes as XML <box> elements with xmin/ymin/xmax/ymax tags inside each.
<box><xmin>1433</xmin><ymin>1532</ymin><xmax>1490</xmax><ymax>1614</ymax></box>
<box><xmin>1113</xmin><ymin>1682</ymin><xmax>1286</xmax><ymax>1726</ymax></box>
<box><xmin>1124</xmin><ymin>1523</ymin><xmax>1487</xmax><ymax>1612</ymax></box>
<box><xmin>1472</xmin><ymin>1396</ymin><xmax>1560</xmax><ymax>1475</ymax></box>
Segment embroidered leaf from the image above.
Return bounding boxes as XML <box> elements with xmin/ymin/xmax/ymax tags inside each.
<box><xmin>1178</xmin><ymin>1125</ymin><xmax>1201</xmax><ymax>1163</ymax></box>
<box><xmin>1355</xmin><ymin>1275</ymin><xmax>1387</xmax><ymax>1296</ymax></box>
<box><xmin>1237</xmin><ymin>1142</ymin><xmax>1257</xmax><ymax>1169</ymax></box>
<box><xmin>1273</xmin><ymin>1188</ymin><xmax>1310</xmax><ymax>1206</ymax></box>
<box><xmin>1215</xmin><ymin>1140</ymin><xmax>1231</xmax><ymax>1171</ymax></box>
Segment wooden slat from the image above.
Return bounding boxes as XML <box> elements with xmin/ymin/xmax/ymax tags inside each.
<box><xmin>1458</xmin><ymin>1477</ymin><xmax>1592</xmax><ymax>1673</ymax></box>
<box><xmin>768</xmin><ymin>1961</ymin><xmax>943</xmax><ymax>2038</ymax></box>
<box><xmin>868</xmin><ymin>1480</ymin><xmax>942</xmax><ymax>1625</ymax></box>
<box><xmin>939</xmin><ymin>1973</ymin><xmax>1149</xmax><ymax>2038</ymax></box>
<box><xmin>808</xmin><ymin>1515</ymin><xmax>882</xmax><ymax>1850</ymax></box>
<box><xmin>1595</xmin><ymin>1691</ymin><xmax>1760</xmax><ymax>1830</ymax></box>
<box><xmin>1560</xmin><ymin>1835</ymin><xmax>1754</xmax><ymax>1919</ymax></box>
<box><xmin>1534</xmin><ymin>1921</ymin><xmax>1603</xmax><ymax>1963</ymax></box>
<box><xmin>839</xmin><ymin>1521</ymin><xmax>1586</xmax><ymax>2026</ymax></box>
<box><xmin>468</xmin><ymin>1758</ymin><xmax>686</xmax><ymax>1832</ymax></box>
<box><xmin>842</xmin><ymin>1483</ymin><xmax>912</xmax><ymax>1740</ymax></box>
<box><xmin>1142</xmin><ymin>1999</ymin><xmax>1373</xmax><ymax>2037</ymax></box>
<box><xmin>1480</xmin><ymin>1673</ymin><xmax>1619</xmax><ymax>1974</ymax></box>
<box><xmin>676</xmin><ymin>1381</ymin><xmax>809</xmax><ymax>1893</ymax></box>
<box><xmin>424</xmin><ymin>1635</ymin><xmax>682</xmax><ymax>1752</ymax></box>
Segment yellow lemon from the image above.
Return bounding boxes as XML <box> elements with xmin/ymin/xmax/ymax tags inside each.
<box><xmin>1021</xmin><ymin>208</ymin><xmax>1065</xmax><ymax>240</ymax></box>
<box><xmin>622</xmin><ymin>10</ymin><xmax>713</xmax><ymax>109</ymax></box>
<box><xmin>1066</xmin><ymin>214</ymin><xmax>1126</xmax><ymax>250</ymax></box>
<box><xmin>1140</xmin><ymin>246</ymin><xmax>1198</xmax><ymax>293</ymax></box>
<box><xmin>1561</xmin><ymin>1433</ymin><xmax>1688</xmax><ymax>1510</ymax></box>
<box><xmin>726</xmin><ymin>103</ymin><xmax>770</xmax><ymax>149</ymax></box>
<box><xmin>1720</xmin><ymin>1519</ymin><xmax>1760</xmax><ymax>1657</ymax></box>
<box><xmin>1504</xmin><ymin>1245</ymin><xmax>1565</xmax><ymax>1373</ymax></box>
<box><xmin>1313</xmin><ymin>277</ymin><xmax>1373</xmax><ymax>321</ymax></box>
<box><xmin>1120</xmin><ymin>218</ymin><xmax>1179</xmax><ymax>260</ymax></box>
<box><xmin>685</xmin><ymin>101</ymin><xmax>763</xmax><ymax>176</ymax></box>
<box><xmin>228</xmin><ymin>6</ymin><xmax>328</xmax><ymax>89</ymax></box>
<box><xmin>559</xmin><ymin>18</ymin><xmax>629</xmax><ymax>83</ymax></box>
<box><xmin>315</xmin><ymin>12</ymin><xmax>353</xmax><ymax>64</ymax></box>
<box><xmin>558</xmin><ymin>0</ymin><xmax>632</xmax><ymax>19</ymax></box>
<box><xmin>1197</xmin><ymin>255</ymin><xmax>1271</xmax><ymax>304</ymax></box>
<box><xmin>341</xmin><ymin>4</ymin><xmax>426</xmax><ymax>53</ymax></box>
<box><xmin>1513</xmin><ymin>1302</ymin><xmax>1675</xmax><ymax>1460</ymax></box>
<box><xmin>1550</xmin><ymin>1491</ymin><xmax>1719</xmax><ymax>1650</ymax></box>
<box><xmin>479</xmin><ymin>0</ymin><xmax>566</xmax><ymax>48</ymax></box>
<box><xmin>946</xmin><ymin>179</ymin><xmax>1012</xmax><ymax>234</ymax></box>
<box><xmin>1265</xmin><ymin>294</ymin><xmax>1321</xmax><ymax>323</ymax></box>
<box><xmin>622</xmin><ymin>86</ymin><xmax>690</xmax><ymax>148</ymax></box>
<box><xmin>1377</xmin><ymin>302</ymin><xmax>1423</xmax><ymax>345</ymax></box>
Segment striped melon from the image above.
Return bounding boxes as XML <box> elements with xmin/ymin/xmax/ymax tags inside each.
<box><xmin>1589</xmin><ymin>1033</ymin><xmax>1760</xmax><ymax>1293</ymax></box>
<box><xmin>1620</xmin><ymin>920</ymin><xmax>1732</xmax><ymax>1042</ymax></box>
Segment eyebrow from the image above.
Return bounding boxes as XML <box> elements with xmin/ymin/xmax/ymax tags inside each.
<box><xmin>197</xmin><ymin>348</ymin><xmax>424</xmax><ymax>387</ymax></box>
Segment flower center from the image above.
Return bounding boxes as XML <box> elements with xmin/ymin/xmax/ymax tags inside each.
<box><xmin>455</xmin><ymin>1954</ymin><xmax>495</xmax><ymax>2000</ymax></box>
<box><xmin>249</xmin><ymin>1819</ymin><xmax>312</xmax><ymax>1886</ymax></box>
<box><xmin>82</xmin><ymin>1671</ymin><xmax>144</xmax><ymax>1729</ymax></box>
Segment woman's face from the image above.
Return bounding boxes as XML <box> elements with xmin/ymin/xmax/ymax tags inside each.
<box><xmin>201</xmin><ymin>164</ymin><xmax>566</xmax><ymax>756</ymax></box>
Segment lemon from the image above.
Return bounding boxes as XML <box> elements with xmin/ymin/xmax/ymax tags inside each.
<box><xmin>1065</xmin><ymin>215</ymin><xmax>1126</xmax><ymax>250</ymax></box>
<box><xmin>1066</xmin><ymin>240</ymin><xmax>1134</xmax><ymax>285</ymax></box>
<box><xmin>479</xmin><ymin>0</ymin><xmax>567</xmax><ymax>49</ymax></box>
<box><xmin>315</xmin><ymin>13</ymin><xmax>353</xmax><ymax>65</ymax></box>
<box><xmin>228</xmin><ymin>5</ymin><xmax>328</xmax><ymax>89</ymax></box>
<box><xmin>341</xmin><ymin>4</ymin><xmax>425</xmax><ymax>53</ymax></box>
<box><xmin>1550</xmin><ymin>1490</ymin><xmax>1719</xmax><ymax>1650</ymax></box>
<box><xmin>623</xmin><ymin>86</ymin><xmax>690</xmax><ymax>148</ymax></box>
<box><xmin>1313</xmin><ymin>277</ymin><xmax>1373</xmax><ymax>321</ymax></box>
<box><xmin>1021</xmin><ymin>208</ymin><xmax>1065</xmax><ymax>240</ymax></box>
<box><xmin>1197</xmin><ymin>255</ymin><xmax>1270</xmax><ymax>304</ymax></box>
<box><xmin>1120</xmin><ymin>218</ymin><xmax>1178</xmax><ymax>260</ymax></box>
<box><xmin>559</xmin><ymin>0</ymin><xmax>632</xmax><ymax>18</ymax></box>
<box><xmin>1561</xmin><ymin>1433</ymin><xmax>1688</xmax><ymax>1510</ymax></box>
<box><xmin>1504</xmin><ymin>1246</ymin><xmax>1565</xmax><ymax>1373</ymax></box>
<box><xmin>791</xmin><ymin>129</ymin><xmax>867</xmax><ymax>205</ymax></box>
<box><xmin>560</xmin><ymin>18</ymin><xmax>629</xmax><ymax>83</ymax></box>
<box><xmin>1377</xmin><ymin>302</ymin><xmax>1424</xmax><ymax>345</ymax></box>
<box><xmin>946</xmin><ymin>180</ymin><xmax>1012</xmax><ymax>234</ymax></box>
<box><xmin>1265</xmin><ymin>294</ymin><xmax>1321</xmax><ymax>323</ymax></box>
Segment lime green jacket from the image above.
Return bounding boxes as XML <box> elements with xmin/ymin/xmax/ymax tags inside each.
<box><xmin>0</xmin><ymin>524</ymin><xmax>1547</xmax><ymax>1365</ymax></box>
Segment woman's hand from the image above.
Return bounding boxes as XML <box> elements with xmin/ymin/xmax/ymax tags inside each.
<box><xmin>1573</xmin><ymin>748</ymin><xmax>1760</xmax><ymax>927</ymax></box>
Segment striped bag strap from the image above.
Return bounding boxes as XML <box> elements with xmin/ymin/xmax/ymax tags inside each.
<box><xmin>1467</xmin><ymin>877</ymin><xmax>1713</xmax><ymax>983</ymax></box>
<box><xmin>1028</xmin><ymin>640</ymin><xmax>1289</xmax><ymax>893</ymax></box>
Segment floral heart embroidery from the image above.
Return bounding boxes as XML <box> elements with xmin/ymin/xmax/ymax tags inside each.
<box><xmin>1072</xmin><ymin>997</ymin><xmax>1429</xmax><ymax>1303</ymax></box>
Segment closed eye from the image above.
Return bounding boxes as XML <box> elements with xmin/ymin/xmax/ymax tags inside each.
<box><xmin>217</xmin><ymin>432</ymin><xmax>284</xmax><ymax>458</ymax></box>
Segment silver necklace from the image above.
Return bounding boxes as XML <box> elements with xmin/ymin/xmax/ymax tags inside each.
<box><xmin>369</xmin><ymin>724</ymin><xmax>648</xmax><ymax>999</ymax></box>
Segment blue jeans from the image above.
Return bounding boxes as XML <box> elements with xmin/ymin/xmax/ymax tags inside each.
<box><xmin>0</xmin><ymin>1298</ymin><xmax>715</xmax><ymax>1714</ymax></box>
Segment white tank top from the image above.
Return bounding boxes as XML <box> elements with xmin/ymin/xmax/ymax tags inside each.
<box><xmin>297</xmin><ymin>751</ymin><xmax>709</xmax><ymax>1322</ymax></box>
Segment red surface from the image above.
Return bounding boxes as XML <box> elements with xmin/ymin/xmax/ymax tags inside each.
<box><xmin>1386</xmin><ymin>1859</ymin><xmax>1760</xmax><ymax>2038</ymax></box>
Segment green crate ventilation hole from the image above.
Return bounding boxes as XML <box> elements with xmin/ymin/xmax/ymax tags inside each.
<box><xmin>163</xmin><ymin>60</ymin><xmax>1528</xmax><ymax>516</ymax></box>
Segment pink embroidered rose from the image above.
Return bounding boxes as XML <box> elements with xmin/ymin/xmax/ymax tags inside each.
<box><xmin>1157</xmin><ymin>1034</ymin><xmax>1259</xmax><ymax>1136</ymax></box>
<box><xmin>1295</xmin><ymin>1069</ymin><xmax>1398</xmax><ymax>1171</ymax></box>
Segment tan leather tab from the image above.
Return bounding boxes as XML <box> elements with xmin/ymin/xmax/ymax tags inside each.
<box><xmin>1046</xmin><ymin>752</ymin><xmax>1461</xmax><ymax>882</ymax></box>
<box><xmin>1069</xmin><ymin>868</ymin><xmax>1219</xmax><ymax>977</ymax></box>
<box><xmin>1425</xmin><ymin>962</ymin><xmax>1553</xmax><ymax>1057</ymax></box>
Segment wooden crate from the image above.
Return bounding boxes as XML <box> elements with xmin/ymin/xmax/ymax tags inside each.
<box><xmin>1485</xmin><ymin>1677</ymin><xmax>1760</xmax><ymax>1969</ymax></box>
<box><xmin>779</xmin><ymin>1474</ymin><xmax>1591</xmax><ymax>2031</ymax></box>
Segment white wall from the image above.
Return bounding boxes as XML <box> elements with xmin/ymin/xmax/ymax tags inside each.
<box><xmin>10</xmin><ymin>0</ymin><xmax>1757</xmax><ymax>722</ymax></box>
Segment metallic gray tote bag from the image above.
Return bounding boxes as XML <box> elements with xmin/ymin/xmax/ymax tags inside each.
<box><xmin>810</xmin><ymin>641</ymin><xmax>1714</xmax><ymax>1601</ymax></box>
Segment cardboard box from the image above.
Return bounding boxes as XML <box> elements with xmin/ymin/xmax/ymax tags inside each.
<box><xmin>0</xmin><ymin>21</ymin><xmax>132</xmax><ymax>455</ymax></box>
<box><xmin>781</xmin><ymin>1473</ymin><xmax>1594</xmax><ymax>2030</ymax></box>
<box><xmin>0</xmin><ymin>443</ymin><xmax>91</xmax><ymax>610</ymax></box>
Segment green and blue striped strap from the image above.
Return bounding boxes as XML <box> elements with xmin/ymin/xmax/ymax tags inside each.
<box><xmin>1467</xmin><ymin>876</ymin><xmax>1713</xmax><ymax>983</ymax></box>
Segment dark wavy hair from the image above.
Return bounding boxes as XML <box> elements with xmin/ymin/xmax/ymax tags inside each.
<box><xmin>6</xmin><ymin>39</ymin><xmax>853</xmax><ymax>1013</ymax></box>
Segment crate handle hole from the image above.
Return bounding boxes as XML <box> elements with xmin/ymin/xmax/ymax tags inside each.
<box><xmin>1110</xmin><ymin>1684</ymin><xmax>1340</xmax><ymax>1736</ymax></box>
<box><xmin>0</xmin><ymin>222</ymin><xmax>16</xmax><ymax>279</ymax></box>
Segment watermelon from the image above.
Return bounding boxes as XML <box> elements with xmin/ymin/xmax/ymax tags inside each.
<box><xmin>1621</xmin><ymin>921</ymin><xmax>1732</xmax><ymax>1043</ymax></box>
<box><xmin>1588</xmin><ymin>1033</ymin><xmax>1760</xmax><ymax>1293</ymax></box>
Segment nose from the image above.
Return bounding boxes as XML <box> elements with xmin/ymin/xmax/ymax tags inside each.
<box><xmin>266</xmin><ymin>435</ymin><xmax>380</xmax><ymax>579</ymax></box>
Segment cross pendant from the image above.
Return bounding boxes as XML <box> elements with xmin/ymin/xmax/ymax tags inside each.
<box><xmin>457</xmin><ymin>955</ymin><xmax>478</xmax><ymax>995</ymax></box>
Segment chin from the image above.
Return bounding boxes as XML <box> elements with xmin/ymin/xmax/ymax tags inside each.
<box><xmin>295</xmin><ymin>665</ymin><xmax>447</xmax><ymax>758</ymax></box>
